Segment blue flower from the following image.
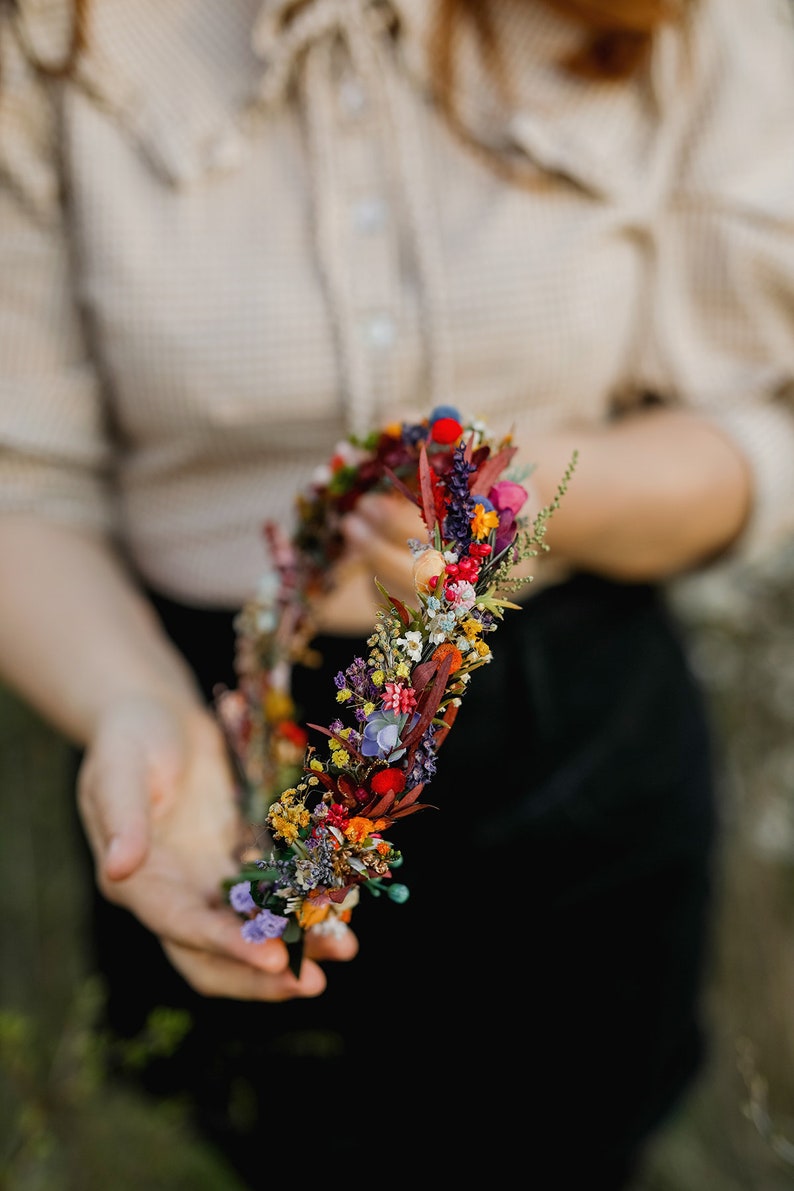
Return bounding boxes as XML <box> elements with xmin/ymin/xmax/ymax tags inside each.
<box><xmin>361</xmin><ymin>709</ymin><xmax>419</xmax><ymax>762</ymax></box>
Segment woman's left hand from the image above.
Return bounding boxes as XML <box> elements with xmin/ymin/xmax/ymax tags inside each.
<box><xmin>315</xmin><ymin>492</ymin><xmax>428</xmax><ymax>633</ymax></box>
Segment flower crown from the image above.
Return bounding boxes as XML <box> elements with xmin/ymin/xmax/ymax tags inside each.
<box><xmin>217</xmin><ymin>407</ymin><xmax>575</xmax><ymax>970</ymax></box>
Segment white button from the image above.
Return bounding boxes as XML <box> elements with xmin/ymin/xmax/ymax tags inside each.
<box><xmin>364</xmin><ymin>313</ymin><xmax>396</xmax><ymax>349</ymax></box>
<box><xmin>339</xmin><ymin>77</ymin><xmax>367</xmax><ymax>116</ymax></box>
<box><xmin>352</xmin><ymin>196</ymin><xmax>388</xmax><ymax>233</ymax></box>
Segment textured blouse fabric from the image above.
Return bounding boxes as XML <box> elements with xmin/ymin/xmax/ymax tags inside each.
<box><xmin>1</xmin><ymin>0</ymin><xmax>794</xmax><ymax>606</ymax></box>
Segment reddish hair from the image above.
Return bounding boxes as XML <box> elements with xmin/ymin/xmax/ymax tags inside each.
<box><xmin>10</xmin><ymin>0</ymin><xmax>684</xmax><ymax>83</ymax></box>
<box><xmin>430</xmin><ymin>0</ymin><xmax>686</xmax><ymax>183</ymax></box>
<box><xmin>8</xmin><ymin>0</ymin><xmax>90</xmax><ymax>77</ymax></box>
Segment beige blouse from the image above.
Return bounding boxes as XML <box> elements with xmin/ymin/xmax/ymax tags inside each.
<box><xmin>1</xmin><ymin>0</ymin><xmax>794</xmax><ymax>606</ymax></box>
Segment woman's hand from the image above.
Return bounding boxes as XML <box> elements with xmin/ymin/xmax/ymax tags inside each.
<box><xmin>315</xmin><ymin>492</ymin><xmax>428</xmax><ymax>634</ymax></box>
<box><xmin>77</xmin><ymin>694</ymin><xmax>358</xmax><ymax>1000</ymax></box>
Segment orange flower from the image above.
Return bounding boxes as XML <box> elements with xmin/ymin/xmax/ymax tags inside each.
<box><xmin>297</xmin><ymin>901</ymin><xmax>331</xmax><ymax>930</ymax></box>
<box><xmin>432</xmin><ymin>641</ymin><xmax>463</xmax><ymax>673</ymax></box>
<box><xmin>344</xmin><ymin>816</ymin><xmax>377</xmax><ymax>843</ymax></box>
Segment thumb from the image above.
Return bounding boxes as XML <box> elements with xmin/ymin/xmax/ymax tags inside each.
<box><xmin>78</xmin><ymin>745</ymin><xmax>155</xmax><ymax>884</ymax></box>
<box><xmin>100</xmin><ymin>758</ymin><xmax>153</xmax><ymax>882</ymax></box>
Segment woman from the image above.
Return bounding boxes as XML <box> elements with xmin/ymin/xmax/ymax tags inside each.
<box><xmin>1</xmin><ymin>0</ymin><xmax>793</xmax><ymax>1185</ymax></box>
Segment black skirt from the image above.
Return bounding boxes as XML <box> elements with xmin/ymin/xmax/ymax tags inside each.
<box><xmin>88</xmin><ymin>572</ymin><xmax>718</xmax><ymax>1186</ymax></box>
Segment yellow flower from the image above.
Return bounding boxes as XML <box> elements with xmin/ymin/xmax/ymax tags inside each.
<box><xmin>471</xmin><ymin>504</ymin><xmax>500</xmax><ymax>540</ymax></box>
<box><xmin>363</xmin><ymin>701</ymin><xmax>376</xmax><ymax>716</ymax></box>
<box><xmin>263</xmin><ymin>688</ymin><xmax>295</xmax><ymax>723</ymax></box>
<box><xmin>371</xmin><ymin>670</ymin><xmax>385</xmax><ymax>687</ymax></box>
<box><xmin>395</xmin><ymin>661</ymin><xmax>411</xmax><ymax>679</ymax></box>
<box><xmin>270</xmin><ymin>816</ymin><xmax>299</xmax><ymax>844</ymax></box>
<box><xmin>309</xmin><ymin>758</ymin><xmax>324</xmax><ymax>771</ymax></box>
<box><xmin>461</xmin><ymin>617</ymin><xmax>483</xmax><ymax>640</ymax></box>
<box><xmin>336</xmin><ymin>688</ymin><xmax>352</xmax><ymax>703</ymax></box>
<box><xmin>474</xmin><ymin>640</ymin><xmax>491</xmax><ymax>658</ymax></box>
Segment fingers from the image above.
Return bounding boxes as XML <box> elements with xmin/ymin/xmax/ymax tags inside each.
<box><xmin>100</xmin><ymin>851</ymin><xmax>360</xmax><ymax>1002</ymax></box>
<box><xmin>348</xmin><ymin>491</ymin><xmax>427</xmax><ymax>547</ymax></box>
<box><xmin>304</xmin><ymin>922</ymin><xmax>359</xmax><ymax>963</ymax></box>
<box><xmin>161</xmin><ymin>901</ymin><xmax>359</xmax><ymax>1000</ymax></box>
<box><xmin>162</xmin><ymin>915</ymin><xmax>360</xmax><ymax>1000</ymax></box>
<box><xmin>162</xmin><ymin>939</ymin><xmax>330</xmax><ymax>1000</ymax></box>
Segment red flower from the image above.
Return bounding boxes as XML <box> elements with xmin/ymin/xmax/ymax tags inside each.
<box><xmin>430</xmin><ymin>417</ymin><xmax>463</xmax><ymax>445</ymax></box>
<box><xmin>370</xmin><ymin>768</ymin><xmax>407</xmax><ymax>796</ymax></box>
<box><xmin>275</xmin><ymin>720</ymin><xmax>309</xmax><ymax>748</ymax></box>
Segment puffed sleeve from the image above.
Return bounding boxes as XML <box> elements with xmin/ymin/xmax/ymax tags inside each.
<box><xmin>635</xmin><ymin>0</ymin><xmax>794</xmax><ymax>567</ymax></box>
<box><xmin>0</xmin><ymin>6</ymin><xmax>115</xmax><ymax>533</ymax></box>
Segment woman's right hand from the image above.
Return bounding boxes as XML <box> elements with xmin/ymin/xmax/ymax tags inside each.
<box><xmin>76</xmin><ymin>694</ymin><xmax>358</xmax><ymax>1000</ymax></box>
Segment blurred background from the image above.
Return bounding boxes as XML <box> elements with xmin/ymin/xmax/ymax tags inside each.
<box><xmin>2</xmin><ymin>542</ymin><xmax>794</xmax><ymax>1190</ymax></box>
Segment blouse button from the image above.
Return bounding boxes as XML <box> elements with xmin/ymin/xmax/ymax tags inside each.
<box><xmin>339</xmin><ymin>77</ymin><xmax>367</xmax><ymax>117</ymax></box>
<box><xmin>352</xmin><ymin>196</ymin><xmax>388</xmax><ymax>233</ymax></box>
<box><xmin>364</xmin><ymin>313</ymin><xmax>396</xmax><ymax>349</ymax></box>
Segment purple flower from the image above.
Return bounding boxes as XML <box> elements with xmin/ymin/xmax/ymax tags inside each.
<box><xmin>241</xmin><ymin>908</ymin><xmax>289</xmax><ymax>943</ymax></box>
<box><xmin>489</xmin><ymin>480</ymin><xmax>529</xmax><ymax>553</ymax></box>
<box><xmin>229</xmin><ymin>881</ymin><xmax>257</xmax><ymax>914</ymax></box>
<box><xmin>443</xmin><ymin>443</ymin><xmax>476</xmax><ymax>552</ymax></box>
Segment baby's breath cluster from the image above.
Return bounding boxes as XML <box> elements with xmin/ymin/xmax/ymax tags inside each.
<box><xmin>217</xmin><ymin>406</ymin><xmax>575</xmax><ymax>960</ymax></box>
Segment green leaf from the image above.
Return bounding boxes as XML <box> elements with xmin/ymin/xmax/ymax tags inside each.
<box><xmin>283</xmin><ymin>921</ymin><xmax>305</xmax><ymax>979</ymax></box>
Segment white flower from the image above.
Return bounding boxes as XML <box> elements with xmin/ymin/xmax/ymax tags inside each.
<box><xmin>396</xmin><ymin>629</ymin><xmax>423</xmax><ymax>661</ymax></box>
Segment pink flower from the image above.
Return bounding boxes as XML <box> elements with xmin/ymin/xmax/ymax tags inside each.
<box><xmin>489</xmin><ymin>480</ymin><xmax>529</xmax><ymax>553</ymax></box>
<box><xmin>382</xmin><ymin>681</ymin><xmax>417</xmax><ymax>714</ymax></box>
<box><xmin>488</xmin><ymin>480</ymin><xmax>528</xmax><ymax>518</ymax></box>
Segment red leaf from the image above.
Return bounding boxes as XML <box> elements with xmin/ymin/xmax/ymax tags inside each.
<box><xmin>417</xmin><ymin>444</ymin><xmax>439</xmax><ymax>535</ymax></box>
<box><xmin>409</xmin><ymin>655</ymin><xmax>440</xmax><ymax>694</ymax></box>
<box><xmin>388</xmin><ymin>595</ymin><xmax>412</xmax><ymax>626</ymax></box>
<box><xmin>469</xmin><ymin>445</ymin><xmax>518</xmax><ymax>494</ymax></box>
<box><xmin>306</xmin><ymin>723</ymin><xmax>367</xmax><ymax>763</ymax></box>
<box><xmin>336</xmin><ymin>774</ymin><xmax>356</xmax><ymax>800</ymax></box>
<box><xmin>401</xmin><ymin>651</ymin><xmax>454</xmax><ymax>753</ymax></box>
<box><xmin>391</xmin><ymin>801</ymin><xmax>436</xmax><ymax>819</ymax></box>
<box><xmin>360</xmin><ymin>791</ymin><xmax>397</xmax><ymax>818</ymax></box>
<box><xmin>312</xmin><ymin>771</ymin><xmax>338</xmax><ymax>792</ymax></box>
<box><xmin>395</xmin><ymin>781</ymin><xmax>424</xmax><ymax>809</ymax></box>
<box><xmin>382</xmin><ymin>465</ymin><xmax>420</xmax><ymax>507</ymax></box>
<box><xmin>432</xmin><ymin>702</ymin><xmax>459</xmax><ymax>751</ymax></box>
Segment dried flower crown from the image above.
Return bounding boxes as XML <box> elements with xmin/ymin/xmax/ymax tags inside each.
<box><xmin>217</xmin><ymin>407</ymin><xmax>575</xmax><ymax>970</ymax></box>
